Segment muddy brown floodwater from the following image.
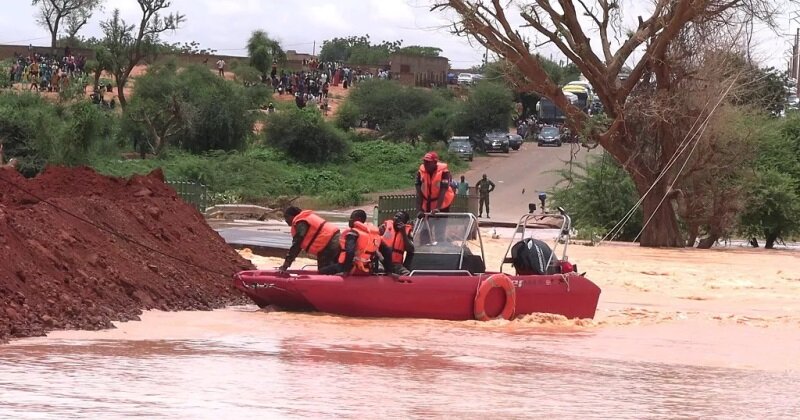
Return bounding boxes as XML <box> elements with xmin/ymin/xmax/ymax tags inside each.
<box><xmin>1</xmin><ymin>239</ymin><xmax>799</xmax><ymax>418</ymax></box>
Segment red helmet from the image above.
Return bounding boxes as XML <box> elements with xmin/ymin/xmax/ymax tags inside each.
<box><xmin>423</xmin><ymin>152</ymin><xmax>438</xmax><ymax>162</ymax></box>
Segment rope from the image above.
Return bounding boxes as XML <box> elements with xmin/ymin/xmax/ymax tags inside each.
<box><xmin>599</xmin><ymin>68</ymin><xmax>760</xmax><ymax>244</ymax></box>
<box><xmin>0</xmin><ymin>173</ymin><xmax>235</xmax><ymax>278</ymax></box>
<box><xmin>632</xmin><ymin>72</ymin><xmax>741</xmax><ymax>242</ymax></box>
<box><xmin>599</xmin><ymin>96</ymin><xmax>713</xmax><ymax>243</ymax></box>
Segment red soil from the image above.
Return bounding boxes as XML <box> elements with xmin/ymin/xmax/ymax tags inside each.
<box><xmin>0</xmin><ymin>166</ymin><xmax>253</xmax><ymax>342</ymax></box>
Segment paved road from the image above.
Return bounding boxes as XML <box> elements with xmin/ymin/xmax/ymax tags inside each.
<box><xmin>455</xmin><ymin>141</ymin><xmax>599</xmax><ymax>222</ymax></box>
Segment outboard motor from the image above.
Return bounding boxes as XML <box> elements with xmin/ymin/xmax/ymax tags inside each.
<box><xmin>510</xmin><ymin>238</ymin><xmax>559</xmax><ymax>275</ymax></box>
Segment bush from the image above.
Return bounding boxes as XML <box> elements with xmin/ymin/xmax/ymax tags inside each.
<box><xmin>264</xmin><ymin>107</ymin><xmax>349</xmax><ymax>163</ymax></box>
<box><xmin>551</xmin><ymin>153</ymin><xmax>642</xmax><ymax>241</ymax></box>
<box><xmin>739</xmin><ymin>170</ymin><xmax>800</xmax><ymax>246</ymax></box>
<box><xmin>0</xmin><ymin>92</ymin><xmax>115</xmax><ymax>176</ymax></box>
<box><xmin>343</xmin><ymin>79</ymin><xmax>445</xmax><ymax>137</ymax></box>
<box><xmin>123</xmin><ymin>64</ymin><xmax>253</xmax><ymax>155</ymax></box>
<box><xmin>452</xmin><ymin>81</ymin><xmax>514</xmax><ymax>137</ymax></box>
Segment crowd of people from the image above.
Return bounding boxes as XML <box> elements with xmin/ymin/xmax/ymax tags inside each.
<box><xmin>6</xmin><ymin>48</ymin><xmax>89</xmax><ymax>94</ymax></box>
<box><xmin>279</xmin><ymin>151</ymin><xmax>498</xmax><ymax>276</ymax></box>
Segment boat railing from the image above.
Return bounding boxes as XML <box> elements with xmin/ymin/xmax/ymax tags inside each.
<box><xmin>499</xmin><ymin>208</ymin><xmax>572</xmax><ymax>274</ymax></box>
<box><xmin>408</xmin><ymin>270</ymin><xmax>475</xmax><ymax>277</ymax></box>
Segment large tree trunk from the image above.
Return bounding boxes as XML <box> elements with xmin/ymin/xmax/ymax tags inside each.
<box><xmin>116</xmin><ymin>83</ymin><xmax>127</xmax><ymax>109</ymax></box>
<box><xmin>765</xmin><ymin>231</ymin><xmax>779</xmax><ymax>249</ymax></box>
<box><xmin>636</xmin><ymin>178</ymin><xmax>685</xmax><ymax>247</ymax></box>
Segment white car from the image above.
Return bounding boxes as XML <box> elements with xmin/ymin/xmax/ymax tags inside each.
<box><xmin>457</xmin><ymin>73</ymin><xmax>474</xmax><ymax>85</ymax></box>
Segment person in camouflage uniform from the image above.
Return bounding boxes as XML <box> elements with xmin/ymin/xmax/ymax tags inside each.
<box><xmin>475</xmin><ymin>174</ymin><xmax>496</xmax><ymax>218</ymax></box>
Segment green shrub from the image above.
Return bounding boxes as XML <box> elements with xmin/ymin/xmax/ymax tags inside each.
<box><xmin>551</xmin><ymin>153</ymin><xmax>642</xmax><ymax>241</ymax></box>
<box><xmin>452</xmin><ymin>81</ymin><xmax>514</xmax><ymax>137</ymax></box>
<box><xmin>264</xmin><ymin>107</ymin><xmax>349</xmax><ymax>163</ymax></box>
<box><xmin>321</xmin><ymin>189</ymin><xmax>363</xmax><ymax>207</ymax></box>
<box><xmin>123</xmin><ymin>64</ymin><xmax>253</xmax><ymax>155</ymax></box>
<box><xmin>0</xmin><ymin>92</ymin><xmax>114</xmax><ymax>176</ymax></box>
<box><xmin>343</xmin><ymin>79</ymin><xmax>445</xmax><ymax>137</ymax></box>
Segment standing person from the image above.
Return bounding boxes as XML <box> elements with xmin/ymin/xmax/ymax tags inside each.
<box><xmin>415</xmin><ymin>152</ymin><xmax>455</xmax><ymax>217</ymax></box>
<box><xmin>456</xmin><ymin>175</ymin><xmax>470</xmax><ymax>197</ymax></box>
<box><xmin>216</xmin><ymin>58</ymin><xmax>226</xmax><ymax>77</ymax></box>
<box><xmin>279</xmin><ymin>207</ymin><xmax>341</xmax><ymax>274</ymax></box>
<box><xmin>475</xmin><ymin>174</ymin><xmax>496</xmax><ymax>218</ymax></box>
<box><xmin>379</xmin><ymin>211</ymin><xmax>415</xmax><ymax>275</ymax></box>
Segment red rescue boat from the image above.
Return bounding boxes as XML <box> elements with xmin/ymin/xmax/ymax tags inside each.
<box><xmin>233</xmin><ymin>211</ymin><xmax>601</xmax><ymax>321</ymax></box>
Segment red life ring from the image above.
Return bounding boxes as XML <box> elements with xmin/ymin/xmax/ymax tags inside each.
<box><xmin>473</xmin><ymin>274</ymin><xmax>516</xmax><ymax>321</ymax></box>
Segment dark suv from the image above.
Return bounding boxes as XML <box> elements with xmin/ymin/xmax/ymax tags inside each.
<box><xmin>482</xmin><ymin>132</ymin><xmax>510</xmax><ymax>153</ymax></box>
<box><xmin>448</xmin><ymin>137</ymin><xmax>474</xmax><ymax>161</ymax></box>
<box><xmin>507</xmin><ymin>134</ymin><xmax>523</xmax><ymax>150</ymax></box>
<box><xmin>537</xmin><ymin>126</ymin><xmax>562</xmax><ymax>147</ymax></box>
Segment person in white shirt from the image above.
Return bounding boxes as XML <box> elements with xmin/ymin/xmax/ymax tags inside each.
<box><xmin>216</xmin><ymin>59</ymin><xmax>225</xmax><ymax>77</ymax></box>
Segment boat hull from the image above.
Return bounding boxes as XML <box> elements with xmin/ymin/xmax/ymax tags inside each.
<box><xmin>233</xmin><ymin>270</ymin><xmax>601</xmax><ymax>321</ymax></box>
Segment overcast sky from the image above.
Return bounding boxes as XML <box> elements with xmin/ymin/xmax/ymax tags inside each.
<box><xmin>0</xmin><ymin>0</ymin><xmax>796</xmax><ymax>71</ymax></box>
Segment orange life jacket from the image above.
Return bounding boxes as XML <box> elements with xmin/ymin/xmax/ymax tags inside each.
<box><xmin>381</xmin><ymin>220</ymin><xmax>412</xmax><ymax>265</ymax></box>
<box><xmin>291</xmin><ymin>210</ymin><xmax>339</xmax><ymax>256</ymax></box>
<box><xmin>338</xmin><ymin>221</ymin><xmax>381</xmax><ymax>275</ymax></box>
<box><xmin>419</xmin><ymin>162</ymin><xmax>455</xmax><ymax>211</ymax></box>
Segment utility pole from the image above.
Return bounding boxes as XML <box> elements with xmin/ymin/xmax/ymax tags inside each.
<box><xmin>313</xmin><ymin>40</ymin><xmax>316</xmax><ymax>57</ymax></box>
<box><xmin>795</xmin><ymin>28</ymin><xmax>799</xmax><ymax>96</ymax></box>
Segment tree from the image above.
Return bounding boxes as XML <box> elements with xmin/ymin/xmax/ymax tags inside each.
<box><xmin>434</xmin><ymin>0</ymin><xmax>788</xmax><ymax>247</ymax></box>
<box><xmin>264</xmin><ymin>107</ymin><xmax>349</xmax><ymax>163</ymax></box>
<box><xmin>99</xmin><ymin>1</ymin><xmax>184</xmax><ymax>109</ymax></box>
<box><xmin>740</xmin><ymin>170</ymin><xmax>800</xmax><ymax>248</ymax></box>
<box><xmin>453</xmin><ymin>81</ymin><xmax>514</xmax><ymax>138</ymax></box>
<box><xmin>247</xmin><ymin>31</ymin><xmax>285</xmax><ymax>80</ymax></box>
<box><xmin>397</xmin><ymin>45</ymin><xmax>442</xmax><ymax>57</ymax></box>
<box><xmin>123</xmin><ymin>63</ymin><xmax>253</xmax><ymax>156</ymax></box>
<box><xmin>32</xmin><ymin>0</ymin><xmax>103</xmax><ymax>51</ymax></box>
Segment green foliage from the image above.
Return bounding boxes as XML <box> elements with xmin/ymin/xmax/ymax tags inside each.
<box><xmin>247</xmin><ymin>30</ymin><xmax>284</xmax><ymax>77</ymax></box>
<box><xmin>0</xmin><ymin>92</ymin><xmax>115</xmax><ymax>176</ymax></box>
<box><xmin>0</xmin><ymin>60</ymin><xmax>12</xmax><ymax>88</ymax></box>
<box><xmin>334</xmin><ymin>100</ymin><xmax>361</xmax><ymax>131</ymax></box>
<box><xmin>453</xmin><ymin>81</ymin><xmax>514</xmax><ymax>137</ymax></box>
<box><xmin>396</xmin><ymin>45</ymin><xmax>442</xmax><ymax>57</ymax></box>
<box><xmin>264</xmin><ymin>107</ymin><xmax>349</xmax><ymax>163</ymax></box>
<box><xmin>739</xmin><ymin>115</ymin><xmax>800</xmax><ymax>243</ymax></box>
<box><xmin>319</xmin><ymin>35</ymin><xmax>401</xmax><ymax>65</ymax></box>
<box><xmin>740</xmin><ymin>170</ymin><xmax>800</xmax><ymax>240</ymax></box>
<box><xmin>551</xmin><ymin>153</ymin><xmax>642</xmax><ymax>241</ymax></box>
<box><xmin>234</xmin><ymin>65</ymin><xmax>262</xmax><ymax>85</ymax></box>
<box><xmin>418</xmin><ymin>106</ymin><xmax>455</xmax><ymax>143</ymax></box>
<box><xmin>343</xmin><ymin>79</ymin><xmax>445</xmax><ymax>138</ymax></box>
<box><xmin>318</xmin><ymin>35</ymin><xmax>441</xmax><ymax>65</ymax></box>
<box><xmin>92</xmin><ymin>140</ymin><xmax>463</xmax><ymax>206</ymax></box>
<box><xmin>123</xmin><ymin>64</ymin><xmax>253</xmax><ymax>154</ymax></box>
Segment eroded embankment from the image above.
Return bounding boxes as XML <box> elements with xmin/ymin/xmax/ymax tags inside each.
<box><xmin>0</xmin><ymin>166</ymin><xmax>253</xmax><ymax>341</ymax></box>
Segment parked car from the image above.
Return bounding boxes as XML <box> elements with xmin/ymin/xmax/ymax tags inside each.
<box><xmin>506</xmin><ymin>134</ymin><xmax>523</xmax><ymax>150</ymax></box>
<box><xmin>537</xmin><ymin>126</ymin><xmax>562</xmax><ymax>147</ymax></box>
<box><xmin>457</xmin><ymin>73</ymin><xmax>474</xmax><ymax>85</ymax></box>
<box><xmin>482</xmin><ymin>132</ymin><xmax>510</xmax><ymax>153</ymax></box>
<box><xmin>448</xmin><ymin>136</ymin><xmax>474</xmax><ymax>161</ymax></box>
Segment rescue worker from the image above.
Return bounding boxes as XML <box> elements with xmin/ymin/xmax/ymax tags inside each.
<box><xmin>379</xmin><ymin>211</ymin><xmax>415</xmax><ymax>275</ymax></box>
<box><xmin>335</xmin><ymin>210</ymin><xmax>382</xmax><ymax>275</ymax></box>
<box><xmin>415</xmin><ymin>151</ymin><xmax>455</xmax><ymax>218</ymax></box>
<box><xmin>476</xmin><ymin>174</ymin><xmax>496</xmax><ymax>218</ymax></box>
<box><xmin>279</xmin><ymin>206</ymin><xmax>341</xmax><ymax>274</ymax></box>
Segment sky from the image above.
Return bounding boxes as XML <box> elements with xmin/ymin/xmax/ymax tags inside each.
<box><xmin>0</xmin><ymin>1</ymin><xmax>796</xmax><ymax>72</ymax></box>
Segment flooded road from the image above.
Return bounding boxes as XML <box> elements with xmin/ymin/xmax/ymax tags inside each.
<box><xmin>1</xmin><ymin>307</ymin><xmax>798</xmax><ymax>419</ymax></box>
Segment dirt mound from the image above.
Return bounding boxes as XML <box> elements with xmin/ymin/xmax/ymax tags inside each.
<box><xmin>0</xmin><ymin>166</ymin><xmax>254</xmax><ymax>342</ymax></box>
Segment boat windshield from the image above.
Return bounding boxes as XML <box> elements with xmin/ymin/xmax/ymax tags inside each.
<box><xmin>413</xmin><ymin>213</ymin><xmax>477</xmax><ymax>255</ymax></box>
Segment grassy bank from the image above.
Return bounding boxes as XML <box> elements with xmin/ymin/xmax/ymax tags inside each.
<box><xmin>92</xmin><ymin>140</ymin><xmax>466</xmax><ymax>208</ymax></box>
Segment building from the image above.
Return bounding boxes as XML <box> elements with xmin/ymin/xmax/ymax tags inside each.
<box><xmin>285</xmin><ymin>50</ymin><xmax>315</xmax><ymax>71</ymax></box>
<box><xmin>389</xmin><ymin>53</ymin><xmax>449</xmax><ymax>87</ymax></box>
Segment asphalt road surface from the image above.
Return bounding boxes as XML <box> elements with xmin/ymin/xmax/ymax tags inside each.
<box><xmin>456</xmin><ymin>141</ymin><xmax>599</xmax><ymax>222</ymax></box>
